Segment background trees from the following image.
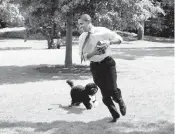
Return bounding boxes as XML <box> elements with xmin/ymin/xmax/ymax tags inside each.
<box><xmin>145</xmin><ymin>0</ymin><xmax>174</xmax><ymax>37</ymax></box>
<box><xmin>93</xmin><ymin>0</ymin><xmax>165</xmax><ymax>40</ymax></box>
<box><xmin>19</xmin><ymin>0</ymin><xmax>64</xmax><ymax>49</ymax></box>
<box><xmin>0</xmin><ymin>0</ymin><xmax>24</xmax><ymax>28</ymax></box>
<box><xmin>0</xmin><ymin>0</ymin><xmax>173</xmax><ymax>67</ymax></box>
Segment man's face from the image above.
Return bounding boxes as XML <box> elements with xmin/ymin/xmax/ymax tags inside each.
<box><xmin>78</xmin><ymin>19</ymin><xmax>89</xmax><ymax>32</ymax></box>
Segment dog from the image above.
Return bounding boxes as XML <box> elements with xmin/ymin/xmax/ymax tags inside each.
<box><xmin>66</xmin><ymin>80</ymin><xmax>98</xmax><ymax>110</ymax></box>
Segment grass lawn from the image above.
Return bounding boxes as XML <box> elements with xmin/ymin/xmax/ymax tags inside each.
<box><xmin>0</xmin><ymin>38</ymin><xmax>174</xmax><ymax>134</ymax></box>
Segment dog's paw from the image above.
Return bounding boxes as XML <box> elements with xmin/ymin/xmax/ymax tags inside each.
<box><xmin>68</xmin><ymin>105</ymin><xmax>73</xmax><ymax>108</ymax></box>
<box><xmin>93</xmin><ymin>100</ymin><xmax>99</xmax><ymax>108</ymax></box>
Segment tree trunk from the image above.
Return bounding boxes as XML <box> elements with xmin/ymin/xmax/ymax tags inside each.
<box><xmin>38</xmin><ymin>28</ymin><xmax>53</xmax><ymax>49</ymax></box>
<box><xmin>137</xmin><ymin>21</ymin><xmax>144</xmax><ymax>40</ymax></box>
<box><xmin>47</xmin><ymin>37</ymin><xmax>53</xmax><ymax>49</ymax></box>
<box><xmin>65</xmin><ymin>13</ymin><xmax>73</xmax><ymax>67</ymax></box>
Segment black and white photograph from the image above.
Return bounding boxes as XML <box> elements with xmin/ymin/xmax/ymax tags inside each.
<box><xmin>0</xmin><ymin>0</ymin><xmax>174</xmax><ymax>133</ymax></box>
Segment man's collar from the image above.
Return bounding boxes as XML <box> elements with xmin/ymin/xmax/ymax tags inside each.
<box><xmin>89</xmin><ymin>25</ymin><xmax>95</xmax><ymax>34</ymax></box>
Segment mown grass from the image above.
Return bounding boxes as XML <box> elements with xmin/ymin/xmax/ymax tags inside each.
<box><xmin>0</xmin><ymin>119</ymin><xmax>174</xmax><ymax>134</ymax></box>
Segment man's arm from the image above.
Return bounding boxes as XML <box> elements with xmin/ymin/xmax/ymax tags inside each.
<box><xmin>109</xmin><ymin>31</ymin><xmax>123</xmax><ymax>45</ymax></box>
<box><xmin>85</xmin><ymin>31</ymin><xmax>123</xmax><ymax>60</ymax></box>
<box><xmin>110</xmin><ymin>39</ymin><xmax>122</xmax><ymax>45</ymax></box>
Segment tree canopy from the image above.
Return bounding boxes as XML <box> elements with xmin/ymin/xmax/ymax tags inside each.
<box><xmin>0</xmin><ymin>0</ymin><xmax>24</xmax><ymax>27</ymax></box>
<box><xmin>92</xmin><ymin>0</ymin><xmax>165</xmax><ymax>31</ymax></box>
<box><xmin>0</xmin><ymin>0</ymin><xmax>173</xmax><ymax>66</ymax></box>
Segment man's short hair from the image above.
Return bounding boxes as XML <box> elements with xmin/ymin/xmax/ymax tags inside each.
<box><xmin>80</xmin><ymin>14</ymin><xmax>91</xmax><ymax>22</ymax></box>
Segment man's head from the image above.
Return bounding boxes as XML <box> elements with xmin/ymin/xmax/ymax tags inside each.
<box><xmin>78</xmin><ymin>14</ymin><xmax>92</xmax><ymax>32</ymax></box>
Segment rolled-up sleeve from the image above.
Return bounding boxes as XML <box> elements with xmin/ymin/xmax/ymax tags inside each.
<box><xmin>109</xmin><ymin>31</ymin><xmax>123</xmax><ymax>43</ymax></box>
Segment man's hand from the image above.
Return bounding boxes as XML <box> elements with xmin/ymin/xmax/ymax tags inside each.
<box><xmin>96</xmin><ymin>40</ymin><xmax>110</xmax><ymax>47</ymax></box>
<box><xmin>86</xmin><ymin>40</ymin><xmax>109</xmax><ymax>59</ymax></box>
<box><xmin>86</xmin><ymin>47</ymin><xmax>104</xmax><ymax>59</ymax></box>
<box><xmin>93</xmin><ymin>46</ymin><xmax>106</xmax><ymax>55</ymax></box>
<box><xmin>96</xmin><ymin>40</ymin><xmax>110</xmax><ymax>54</ymax></box>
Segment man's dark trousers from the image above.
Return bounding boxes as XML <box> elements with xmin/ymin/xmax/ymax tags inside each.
<box><xmin>90</xmin><ymin>56</ymin><xmax>122</xmax><ymax>119</ymax></box>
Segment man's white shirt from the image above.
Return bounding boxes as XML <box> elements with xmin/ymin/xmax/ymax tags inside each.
<box><xmin>79</xmin><ymin>26</ymin><xmax>123</xmax><ymax>62</ymax></box>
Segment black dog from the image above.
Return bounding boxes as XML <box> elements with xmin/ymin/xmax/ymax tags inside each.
<box><xmin>66</xmin><ymin>80</ymin><xmax>98</xmax><ymax>110</ymax></box>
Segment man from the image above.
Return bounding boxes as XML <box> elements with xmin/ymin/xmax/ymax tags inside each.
<box><xmin>78</xmin><ymin>14</ymin><xmax>126</xmax><ymax>123</ymax></box>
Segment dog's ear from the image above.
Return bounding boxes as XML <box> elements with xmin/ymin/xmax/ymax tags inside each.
<box><xmin>89</xmin><ymin>88</ymin><xmax>98</xmax><ymax>95</ymax></box>
<box><xmin>85</xmin><ymin>83</ymin><xmax>98</xmax><ymax>95</ymax></box>
<box><xmin>66</xmin><ymin>80</ymin><xmax>74</xmax><ymax>87</ymax></box>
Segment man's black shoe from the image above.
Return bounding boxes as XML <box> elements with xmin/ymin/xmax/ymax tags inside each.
<box><xmin>118</xmin><ymin>98</ymin><xmax>126</xmax><ymax>116</ymax></box>
<box><xmin>109</xmin><ymin>112</ymin><xmax>120</xmax><ymax>123</ymax></box>
<box><xmin>109</xmin><ymin>116</ymin><xmax>119</xmax><ymax>123</ymax></box>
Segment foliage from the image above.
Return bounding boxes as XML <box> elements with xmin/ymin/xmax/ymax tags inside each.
<box><xmin>0</xmin><ymin>0</ymin><xmax>24</xmax><ymax>27</ymax></box>
<box><xmin>17</xmin><ymin>0</ymin><xmax>66</xmax><ymax>48</ymax></box>
<box><xmin>0</xmin><ymin>0</ymin><xmax>173</xmax><ymax>67</ymax></box>
<box><xmin>1</xmin><ymin>0</ymin><xmax>173</xmax><ymax>38</ymax></box>
<box><xmin>93</xmin><ymin>0</ymin><xmax>165</xmax><ymax>31</ymax></box>
<box><xmin>145</xmin><ymin>0</ymin><xmax>174</xmax><ymax>37</ymax></box>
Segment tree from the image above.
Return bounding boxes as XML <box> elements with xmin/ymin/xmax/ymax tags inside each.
<box><xmin>62</xmin><ymin>0</ymin><xmax>104</xmax><ymax>67</ymax></box>
<box><xmin>5</xmin><ymin>0</ymin><xmax>167</xmax><ymax>68</ymax></box>
<box><xmin>61</xmin><ymin>0</ymin><xmax>165</xmax><ymax>67</ymax></box>
<box><xmin>17</xmin><ymin>0</ymin><xmax>90</xmax><ymax>67</ymax></box>
<box><xmin>61</xmin><ymin>0</ymin><xmax>94</xmax><ymax>67</ymax></box>
<box><xmin>145</xmin><ymin>0</ymin><xmax>174</xmax><ymax>37</ymax></box>
<box><xmin>160</xmin><ymin>0</ymin><xmax>174</xmax><ymax>37</ymax></box>
<box><xmin>18</xmin><ymin>0</ymin><xmax>94</xmax><ymax>67</ymax></box>
<box><xmin>94</xmin><ymin>0</ymin><xmax>165</xmax><ymax>40</ymax></box>
<box><xmin>0</xmin><ymin>0</ymin><xmax>24</xmax><ymax>27</ymax></box>
<box><xmin>18</xmin><ymin>0</ymin><xmax>64</xmax><ymax>49</ymax></box>
<box><xmin>64</xmin><ymin>12</ymin><xmax>73</xmax><ymax>67</ymax></box>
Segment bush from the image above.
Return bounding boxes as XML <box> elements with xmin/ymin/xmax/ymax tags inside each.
<box><xmin>0</xmin><ymin>30</ymin><xmax>25</xmax><ymax>38</ymax></box>
<box><xmin>60</xmin><ymin>29</ymin><xmax>80</xmax><ymax>37</ymax></box>
<box><xmin>0</xmin><ymin>28</ymin><xmax>45</xmax><ymax>40</ymax></box>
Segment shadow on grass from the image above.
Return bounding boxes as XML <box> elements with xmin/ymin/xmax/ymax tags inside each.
<box><xmin>0</xmin><ymin>119</ymin><xmax>173</xmax><ymax>134</ymax></box>
<box><xmin>0</xmin><ymin>47</ymin><xmax>173</xmax><ymax>85</ymax></box>
<box><xmin>0</xmin><ymin>64</ymin><xmax>92</xmax><ymax>85</ymax></box>
<box><xmin>144</xmin><ymin>36</ymin><xmax>174</xmax><ymax>43</ymax></box>
<box><xmin>123</xmin><ymin>35</ymin><xmax>174</xmax><ymax>43</ymax></box>
<box><xmin>0</xmin><ymin>47</ymin><xmax>32</xmax><ymax>51</ymax></box>
<box><xmin>50</xmin><ymin>104</ymin><xmax>86</xmax><ymax>114</ymax></box>
<box><xmin>111</xmin><ymin>47</ymin><xmax>174</xmax><ymax>60</ymax></box>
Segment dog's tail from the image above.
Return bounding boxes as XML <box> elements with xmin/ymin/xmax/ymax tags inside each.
<box><xmin>66</xmin><ymin>80</ymin><xmax>74</xmax><ymax>88</ymax></box>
